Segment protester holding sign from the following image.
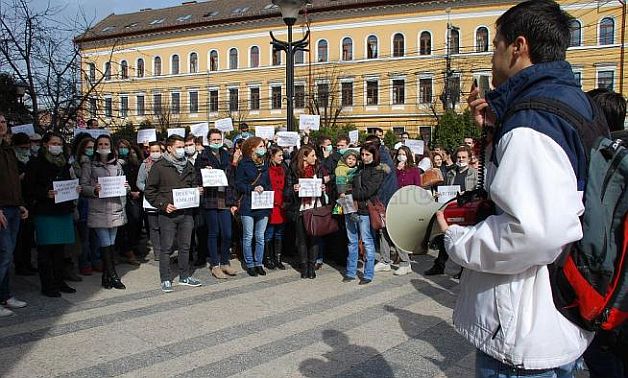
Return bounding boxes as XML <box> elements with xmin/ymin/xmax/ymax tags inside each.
<box><xmin>264</xmin><ymin>146</ymin><xmax>289</xmax><ymax>270</ymax></box>
<box><xmin>145</xmin><ymin>135</ymin><xmax>202</xmax><ymax>293</ymax></box>
<box><xmin>80</xmin><ymin>134</ymin><xmax>129</xmax><ymax>290</ymax></box>
<box><xmin>24</xmin><ymin>133</ymin><xmax>81</xmax><ymax>297</ymax></box>
<box><xmin>194</xmin><ymin>128</ymin><xmax>238</xmax><ymax>280</ymax></box>
<box><xmin>235</xmin><ymin>137</ymin><xmax>272</xmax><ymax>277</ymax></box>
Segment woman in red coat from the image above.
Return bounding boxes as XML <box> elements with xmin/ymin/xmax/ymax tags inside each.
<box><xmin>264</xmin><ymin>146</ymin><xmax>288</xmax><ymax>270</ymax></box>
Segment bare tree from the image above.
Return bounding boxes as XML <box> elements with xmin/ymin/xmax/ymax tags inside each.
<box><xmin>307</xmin><ymin>64</ymin><xmax>345</xmax><ymax>129</ymax></box>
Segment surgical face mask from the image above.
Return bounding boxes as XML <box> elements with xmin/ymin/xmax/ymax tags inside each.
<box><xmin>338</xmin><ymin>148</ymin><xmax>348</xmax><ymax>155</ymax></box>
<box><xmin>15</xmin><ymin>148</ymin><xmax>30</xmax><ymax>162</ymax></box>
<box><xmin>255</xmin><ymin>147</ymin><xmax>267</xmax><ymax>157</ymax></box>
<box><xmin>150</xmin><ymin>152</ymin><xmax>162</xmax><ymax>161</ymax></box>
<box><xmin>48</xmin><ymin>145</ymin><xmax>63</xmax><ymax>156</ymax></box>
<box><xmin>85</xmin><ymin>148</ymin><xmax>94</xmax><ymax>157</ymax></box>
<box><xmin>173</xmin><ymin>148</ymin><xmax>185</xmax><ymax>159</ymax></box>
<box><xmin>97</xmin><ymin>148</ymin><xmax>111</xmax><ymax>156</ymax></box>
<box><xmin>209</xmin><ymin>143</ymin><xmax>222</xmax><ymax>150</ymax></box>
<box><xmin>397</xmin><ymin>155</ymin><xmax>407</xmax><ymax>163</ymax></box>
<box><xmin>456</xmin><ymin>161</ymin><xmax>468</xmax><ymax>169</ymax></box>
<box><xmin>118</xmin><ymin>147</ymin><xmax>129</xmax><ymax>157</ymax></box>
<box><xmin>323</xmin><ymin>145</ymin><xmax>333</xmax><ymax>153</ymax></box>
<box><xmin>31</xmin><ymin>145</ymin><xmax>40</xmax><ymax>154</ymax></box>
<box><xmin>185</xmin><ymin>146</ymin><xmax>196</xmax><ymax>156</ymax></box>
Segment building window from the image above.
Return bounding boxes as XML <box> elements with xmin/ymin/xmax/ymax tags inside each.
<box><xmin>88</xmin><ymin>63</ymin><xmax>96</xmax><ymax>83</ymax></box>
<box><xmin>367</xmin><ymin>35</ymin><xmax>378</xmax><ymax>59</ymax></box>
<box><xmin>569</xmin><ymin>20</ymin><xmax>582</xmax><ymax>47</ymax></box>
<box><xmin>419</xmin><ymin>78</ymin><xmax>433</xmax><ymax>104</ymax></box>
<box><xmin>599</xmin><ymin>17</ymin><xmax>615</xmax><ymax>45</ymax></box>
<box><xmin>392</xmin><ymin>79</ymin><xmax>405</xmax><ymax>104</ymax></box>
<box><xmin>448</xmin><ymin>75</ymin><xmax>461</xmax><ymax>106</ymax></box>
<box><xmin>341</xmin><ymin>82</ymin><xmax>353</xmax><ymax>107</ymax></box>
<box><xmin>189</xmin><ymin>91</ymin><xmax>198</xmax><ymax>113</ymax></box>
<box><xmin>120</xmin><ymin>60</ymin><xmax>128</xmax><ymax>79</ymax></box>
<box><xmin>104</xmin><ymin>97</ymin><xmax>112</xmax><ymax>117</ymax></box>
<box><xmin>154</xmin><ymin>56</ymin><xmax>161</xmax><ymax>76</ymax></box>
<box><xmin>449</xmin><ymin>28</ymin><xmax>460</xmax><ymax>54</ymax></box>
<box><xmin>393</xmin><ymin>33</ymin><xmax>404</xmax><ymax>57</ymax></box>
<box><xmin>209</xmin><ymin>50</ymin><xmax>218</xmax><ymax>71</ymax></box>
<box><xmin>137</xmin><ymin>59</ymin><xmax>144</xmax><ymax>78</ymax></box>
<box><xmin>476</xmin><ymin>27</ymin><xmax>489</xmax><ymax>52</ymax></box>
<box><xmin>229</xmin><ymin>88</ymin><xmax>239</xmax><ymax>111</ymax></box>
<box><xmin>153</xmin><ymin>94</ymin><xmax>162</xmax><ymax>114</ymax></box>
<box><xmin>273</xmin><ymin>45</ymin><xmax>282</xmax><ymax>66</ymax></box>
<box><xmin>598</xmin><ymin>70</ymin><xmax>614</xmax><ymax>90</ymax></box>
<box><xmin>171</xmin><ymin>55</ymin><xmax>180</xmax><ymax>75</ymax></box>
<box><xmin>171</xmin><ymin>93</ymin><xmax>180</xmax><ymax>114</ymax></box>
<box><xmin>89</xmin><ymin>98</ymin><xmax>97</xmax><ymax>117</ymax></box>
<box><xmin>295</xmin><ymin>85</ymin><xmax>305</xmax><ymax>108</ymax></box>
<box><xmin>295</xmin><ymin>49</ymin><xmax>304</xmax><ymax>64</ymax></box>
<box><xmin>250</xmin><ymin>46</ymin><xmax>259</xmax><ymax>68</ymax></box>
<box><xmin>272</xmin><ymin>86</ymin><xmax>282</xmax><ymax>109</ymax></box>
<box><xmin>317</xmin><ymin>83</ymin><xmax>329</xmax><ymax>108</ymax></box>
<box><xmin>250</xmin><ymin>87</ymin><xmax>260</xmax><ymax>110</ymax></box>
<box><xmin>136</xmin><ymin>95</ymin><xmax>145</xmax><ymax>116</ymax></box>
<box><xmin>318</xmin><ymin>40</ymin><xmax>328</xmax><ymax>62</ymax></box>
<box><xmin>366</xmin><ymin>80</ymin><xmax>378</xmax><ymax>105</ymax></box>
<box><xmin>209</xmin><ymin>90</ymin><xmax>219</xmax><ymax>112</ymax></box>
<box><xmin>229</xmin><ymin>48</ymin><xmax>238</xmax><ymax>70</ymax></box>
<box><xmin>189</xmin><ymin>53</ymin><xmax>198</xmax><ymax>73</ymax></box>
<box><xmin>104</xmin><ymin>62</ymin><xmax>111</xmax><ymax>80</ymax></box>
<box><xmin>120</xmin><ymin>96</ymin><xmax>128</xmax><ymax>117</ymax></box>
<box><xmin>342</xmin><ymin>37</ymin><xmax>353</xmax><ymax>61</ymax></box>
<box><xmin>573</xmin><ymin>72</ymin><xmax>582</xmax><ymax>87</ymax></box>
<box><xmin>419</xmin><ymin>32</ymin><xmax>431</xmax><ymax>55</ymax></box>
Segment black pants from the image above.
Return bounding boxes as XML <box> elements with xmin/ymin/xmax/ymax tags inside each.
<box><xmin>37</xmin><ymin>244</ymin><xmax>66</xmax><ymax>293</ymax></box>
<box><xmin>295</xmin><ymin>214</ymin><xmax>319</xmax><ymax>266</ymax></box>
<box><xmin>158</xmin><ymin>213</ymin><xmax>193</xmax><ymax>282</ymax></box>
<box><xmin>432</xmin><ymin>234</ymin><xmax>448</xmax><ymax>269</ymax></box>
<box><xmin>14</xmin><ymin>219</ymin><xmax>34</xmax><ymax>271</ymax></box>
<box><xmin>117</xmin><ymin>197</ymin><xmax>144</xmax><ymax>255</ymax></box>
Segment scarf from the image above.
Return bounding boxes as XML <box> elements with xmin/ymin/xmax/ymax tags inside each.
<box><xmin>164</xmin><ymin>152</ymin><xmax>188</xmax><ymax>174</ymax></box>
<box><xmin>301</xmin><ymin>164</ymin><xmax>316</xmax><ymax>207</ymax></box>
<box><xmin>42</xmin><ymin>147</ymin><xmax>67</xmax><ymax>168</ymax></box>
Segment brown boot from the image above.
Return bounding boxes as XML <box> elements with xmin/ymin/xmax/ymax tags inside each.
<box><xmin>221</xmin><ymin>265</ymin><xmax>238</xmax><ymax>276</ymax></box>
<box><xmin>211</xmin><ymin>266</ymin><xmax>229</xmax><ymax>279</ymax></box>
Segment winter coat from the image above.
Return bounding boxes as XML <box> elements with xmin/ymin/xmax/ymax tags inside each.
<box><xmin>24</xmin><ymin>154</ymin><xmax>75</xmax><ymax>216</ymax></box>
<box><xmin>0</xmin><ymin>140</ymin><xmax>23</xmax><ymax>207</ymax></box>
<box><xmin>234</xmin><ymin>157</ymin><xmax>271</xmax><ymax>217</ymax></box>
<box><xmin>194</xmin><ymin>147</ymin><xmax>236</xmax><ymax>209</ymax></box>
<box><xmin>268</xmin><ymin>163</ymin><xmax>289</xmax><ymax>224</ymax></box>
<box><xmin>351</xmin><ymin>163</ymin><xmax>385</xmax><ymax>215</ymax></box>
<box><xmin>446</xmin><ymin>166</ymin><xmax>478</xmax><ymax>192</ymax></box>
<box><xmin>377</xmin><ymin>145</ymin><xmax>399</xmax><ymax>205</ymax></box>
<box><xmin>285</xmin><ymin>164</ymin><xmax>330</xmax><ymax>221</ymax></box>
<box><xmin>80</xmin><ymin>159</ymin><xmax>127</xmax><ymax>228</ymax></box>
<box><xmin>395</xmin><ymin>166</ymin><xmax>421</xmax><ymax>188</ymax></box>
<box><xmin>144</xmin><ymin>156</ymin><xmax>197</xmax><ymax>215</ymax></box>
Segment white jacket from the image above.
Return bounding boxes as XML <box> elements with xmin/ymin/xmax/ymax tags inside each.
<box><xmin>444</xmin><ymin>127</ymin><xmax>593</xmax><ymax>369</ymax></box>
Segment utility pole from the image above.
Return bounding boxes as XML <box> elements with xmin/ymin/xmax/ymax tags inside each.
<box><xmin>619</xmin><ymin>0</ymin><xmax>626</xmax><ymax>95</ymax></box>
<box><xmin>440</xmin><ymin>8</ymin><xmax>457</xmax><ymax>111</ymax></box>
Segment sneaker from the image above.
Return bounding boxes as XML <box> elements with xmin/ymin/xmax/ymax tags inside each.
<box><xmin>221</xmin><ymin>265</ymin><xmax>238</xmax><ymax>276</ymax></box>
<box><xmin>374</xmin><ymin>262</ymin><xmax>391</xmax><ymax>272</ymax></box>
<box><xmin>394</xmin><ymin>265</ymin><xmax>412</xmax><ymax>276</ymax></box>
<box><xmin>0</xmin><ymin>307</ymin><xmax>15</xmax><ymax>317</ymax></box>
<box><xmin>179</xmin><ymin>277</ymin><xmax>202</xmax><ymax>287</ymax></box>
<box><xmin>211</xmin><ymin>266</ymin><xmax>228</xmax><ymax>279</ymax></box>
<box><xmin>3</xmin><ymin>297</ymin><xmax>27</xmax><ymax>309</ymax></box>
<box><xmin>161</xmin><ymin>281</ymin><xmax>174</xmax><ymax>293</ymax></box>
<box><xmin>359</xmin><ymin>278</ymin><xmax>372</xmax><ymax>285</ymax></box>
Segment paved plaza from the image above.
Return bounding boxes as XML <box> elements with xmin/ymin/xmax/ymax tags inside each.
<box><xmin>0</xmin><ymin>252</ymin><xmax>587</xmax><ymax>377</ymax></box>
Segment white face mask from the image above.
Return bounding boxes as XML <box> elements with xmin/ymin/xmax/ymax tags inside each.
<box><xmin>48</xmin><ymin>145</ymin><xmax>63</xmax><ymax>156</ymax></box>
<box><xmin>97</xmin><ymin>148</ymin><xmax>111</xmax><ymax>156</ymax></box>
<box><xmin>397</xmin><ymin>155</ymin><xmax>407</xmax><ymax>163</ymax></box>
<box><xmin>456</xmin><ymin>161</ymin><xmax>468</xmax><ymax>168</ymax></box>
<box><xmin>185</xmin><ymin>146</ymin><xmax>196</xmax><ymax>156</ymax></box>
<box><xmin>173</xmin><ymin>148</ymin><xmax>185</xmax><ymax>159</ymax></box>
<box><xmin>150</xmin><ymin>152</ymin><xmax>162</xmax><ymax>161</ymax></box>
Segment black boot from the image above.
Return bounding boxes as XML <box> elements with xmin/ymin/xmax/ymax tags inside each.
<box><xmin>103</xmin><ymin>246</ymin><xmax>126</xmax><ymax>290</ymax></box>
<box><xmin>308</xmin><ymin>263</ymin><xmax>316</xmax><ymax>279</ymax></box>
<box><xmin>101</xmin><ymin>246</ymin><xmax>113</xmax><ymax>289</ymax></box>
<box><xmin>301</xmin><ymin>263</ymin><xmax>308</xmax><ymax>279</ymax></box>
<box><xmin>38</xmin><ymin>246</ymin><xmax>60</xmax><ymax>297</ymax></box>
<box><xmin>263</xmin><ymin>241</ymin><xmax>276</xmax><ymax>270</ymax></box>
<box><xmin>274</xmin><ymin>239</ymin><xmax>285</xmax><ymax>270</ymax></box>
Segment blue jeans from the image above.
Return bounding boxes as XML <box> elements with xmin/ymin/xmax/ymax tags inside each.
<box><xmin>345</xmin><ymin>215</ymin><xmax>376</xmax><ymax>281</ymax></box>
<box><xmin>476</xmin><ymin>350</ymin><xmax>579</xmax><ymax>378</ymax></box>
<box><xmin>264</xmin><ymin>224</ymin><xmax>284</xmax><ymax>242</ymax></box>
<box><xmin>78</xmin><ymin>221</ymin><xmax>100</xmax><ymax>269</ymax></box>
<box><xmin>0</xmin><ymin>207</ymin><xmax>21</xmax><ymax>302</ymax></box>
<box><xmin>93</xmin><ymin>227</ymin><xmax>118</xmax><ymax>248</ymax></box>
<box><xmin>203</xmin><ymin>209</ymin><xmax>232</xmax><ymax>267</ymax></box>
<box><xmin>241</xmin><ymin>215</ymin><xmax>268</xmax><ymax>268</ymax></box>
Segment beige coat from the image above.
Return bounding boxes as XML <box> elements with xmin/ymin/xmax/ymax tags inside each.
<box><xmin>80</xmin><ymin>159</ymin><xmax>128</xmax><ymax>228</ymax></box>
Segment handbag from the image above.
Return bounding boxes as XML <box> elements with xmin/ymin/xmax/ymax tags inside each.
<box><xmin>302</xmin><ymin>203</ymin><xmax>339</xmax><ymax>237</ymax></box>
<box><xmin>367</xmin><ymin>198</ymin><xmax>386</xmax><ymax>231</ymax></box>
<box><xmin>420</xmin><ymin>168</ymin><xmax>444</xmax><ymax>188</ymax></box>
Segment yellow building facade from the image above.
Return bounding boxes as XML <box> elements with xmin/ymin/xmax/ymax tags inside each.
<box><xmin>76</xmin><ymin>0</ymin><xmax>627</xmax><ymax>136</ymax></box>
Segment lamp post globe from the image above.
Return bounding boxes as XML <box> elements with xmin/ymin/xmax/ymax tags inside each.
<box><xmin>272</xmin><ymin>0</ymin><xmax>308</xmax><ymax>26</ymax></box>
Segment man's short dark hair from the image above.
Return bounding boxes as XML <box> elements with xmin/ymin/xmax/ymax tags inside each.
<box><xmin>371</xmin><ymin>127</ymin><xmax>383</xmax><ymax>135</ymax></box>
<box><xmin>496</xmin><ymin>0</ymin><xmax>573</xmax><ymax>64</ymax></box>
<box><xmin>365</xmin><ymin>135</ymin><xmax>381</xmax><ymax>146</ymax></box>
<box><xmin>12</xmin><ymin>132</ymin><xmax>30</xmax><ymax>146</ymax></box>
<box><xmin>588</xmin><ymin>88</ymin><xmax>627</xmax><ymax>132</ymax></box>
<box><xmin>336</xmin><ymin>135</ymin><xmax>350</xmax><ymax>145</ymax></box>
<box><xmin>208</xmin><ymin>128</ymin><xmax>222</xmax><ymax>138</ymax></box>
<box><xmin>87</xmin><ymin>119</ymin><xmax>97</xmax><ymax>127</ymax></box>
<box><xmin>184</xmin><ymin>135</ymin><xmax>196</xmax><ymax>143</ymax></box>
<box><xmin>317</xmin><ymin>135</ymin><xmax>331</xmax><ymax>145</ymax></box>
<box><xmin>166</xmin><ymin>134</ymin><xmax>184</xmax><ymax>146</ymax></box>
<box><xmin>240</xmin><ymin>122</ymin><xmax>249</xmax><ymax>131</ymax></box>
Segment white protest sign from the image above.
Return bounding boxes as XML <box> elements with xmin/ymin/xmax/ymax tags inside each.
<box><xmin>336</xmin><ymin>194</ymin><xmax>357</xmax><ymax>214</ymax></box>
<box><xmin>74</xmin><ymin>128</ymin><xmax>110</xmax><ymax>139</ymax></box>
<box><xmin>405</xmin><ymin>139</ymin><xmax>425</xmax><ymax>156</ymax></box>
<box><xmin>168</xmin><ymin>128</ymin><xmax>186</xmax><ymax>137</ymax></box>
<box><xmin>201</xmin><ymin>168</ymin><xmax>228</xmax><ymax>187</ymax></box>
<box><xmin>437</xmin><ymin>185</ymin><xmax>461</xmax><ymax>204</ymax></box>
<box><xmin>255</xmin><ymin>126</ymin><xmax>275</xmax><ymax>140</ymax></box>
<box><xmin>299</xmin><ymin>115</ymin><xmax>320</xmax><ymax>131</ymax></box>
<box><xmin>137</xmin><ymin>129</ymin><xmax>157</xmax><ymax>144</ymax></box>
<box><xmin>53</xmin><ymin>179</ymin><xmax>79</xmax><ymax>204</ymax></box>
<box><xmin>215</xmin><ymin>118</ymin><xmax>234</xmax><ymax>133</ymax></box>
<box><xmin>98</xmin><ymin>176</ymin><xmax>127</xmax><ymax>198</ymax></box>
<box><xmin>11</xmin><ymin>124</ymin><xmax>35</xmax><ymax>136</ymax></box>
<box><xmin>190</xmin><ymin>122</ymin><xmax>209</xmax><ymax>145</ymax></box>
<box><xmin>276</xmin><ymin>131</ymin><xmax>300</xmax><ymax>147</ymax></box>
<box><xmin>349</xmin><ymin>130</ymin><xmax>359</xmax><ymax>145</ymax></box>
<box><xmin>172</xmin><ymin>188</ymin><xmax>200</xmax><ymax>209</ymax></box>
<box><xmin>142</xmin><ymin>196</ymin><xmax>157</xmax><ymax>210</ymax></box>
<box><xmin>251</xmin><ymin>191</ymin><xmax>274</xmax><ymax>210</ymax></box>
<box><xmin>298</xmin><ymin>178</ymin><xmax>322</xmax><ymax>198</ymax></box>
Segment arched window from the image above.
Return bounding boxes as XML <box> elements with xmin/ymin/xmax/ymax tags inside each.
<box><xmin>295</xmin><ymin>49</ymin><xmax>304</xmax><ymax>64</ymax></box>
<box><xmin>317</xmin><ymin>40</ymin><xmax>328</xmax><ymax>62</ymax></box>
<box><xmin>599</xmin><ymin>17</ymin><xmax>615</xmax><ymax>45</ymax></box>
<box><xmin>229</xmin><ymin>48</ymin><xmax>238</xmax><ymax>69</ymax></box>
<box><xmin>120</xmin><ymin>60</ymin><xmax>128</xmax><ymax>79</ymax></box>
<box><xmin>393</xmin><ymin>33</ymin><xmax>404</xmax><ymax>57</ymax></box>
<box><xmin>342</xmin><ymin>37</ymin><xmax>353</xmax><ymax>61</ymax></box>
<box><xmin>449</xmin><ymin>28</ymin><xmax>460</xmax><ymax>54</ymax></box>
<box><xmin>367</xmin><ymin>35</ymin><xmax>378</xmax><ymax>59</ymax></box>
<box><xmin>171</xmin><ymin>54</ymin><xmax>180</xmax><ymax>75</ymax></box>
<box><xmin>189</xmin><ymin>52</ymin><xmax>198</xmax><ymax>73</ymax></box>
<box><xmin>250</xmin><ymin>46</ymin><xmax>259</xmax><ymax>68</ymax></box>
<box><xmin>476</xmin><ymin>27</ymin><xmax>489</xmax><ymax>53</ymax></box>
<box><xmin>569</xmin><ymin>20</ymin><xmax>582</xmax><ymax>47</ymax></box>
<box><xmin>137</xmin><ymin>58</ymin><xmax>144</xmax><ymax>78</ymax></box>
<box><xmin>88</xmin><ymin>63</ymin><xmax>96</xmax><ymax>82</ymax></box>
<box><xmin>104</xmin><ymin>62</ymin><xmax>111</xmax><ymax>80</ymax></box>
<box><xmin>420</xmin><ymin>31</ymin><xmax>431</xmax><ymax>55</ymax></box>
<box><xmin>209</xmin><ymin>50</ymin><xmax>218</xmax><ymax>71</ymax></box>
<box><xmin>153</xmin><ymin>56</ymin><xmax>161</xmax><ymax>76</ymax></box>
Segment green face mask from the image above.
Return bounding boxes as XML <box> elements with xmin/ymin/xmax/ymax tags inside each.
<box><xmin>255</xmin><ymin>147</ymin><xmax>267</xmax><ymax>157</ymax></box>
<box><xmin>85</xmin><ymin>148</ymin><xmax>94</xmax><ymax>157</ymax></box>
<box><xmin>210</xmin><ymin>143</ymin><xmax>223</xmax><ymax>150</ymax></box>
<box><xmin>324</xmin><ymin>145</ymin><xmax>333</xmax><ymax>153</ymax></box>
<box><xmin>338</xmin><ymin>148</ymin><xmax>348</xmax><ymax>155</ymax></box>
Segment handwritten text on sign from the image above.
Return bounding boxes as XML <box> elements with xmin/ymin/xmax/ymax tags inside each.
<box><xmin>11</xmin><ymin>124</ymin><xmax>35</xmax><ymax>136</ymax></box>
<box><xmin>405</xmin><ymin>140</ymin><xmax>425</xmax><ymax>156</ymax></box>
<box><xmin>201</xmin><ymin>169</ymin><xmax>228</xmax><ymax>187</ymax></box>
<box><xmin>437</xmin><ymin>185</ymin><xmax>461</xmax><ymax>204</ymax></box>
<box><xmin>137</xmin><ymin>129</ymin><xmax>157</xmax><ymax>144</ymax></box>
<box><xmin>215</xmin><ymin>118</ymin><xmax>234</xmax><ymax>133</ymax></box>
<box><xmin>98</xmin><ymin>176</ymin><xmax>127</xmax><ymax>198</ymax></box>
<box><xmin>173</xmin><ymin>188</ymin><xmax>200</xmax><ymax>209</ymax></box>
<box><xmin>53</xmin><ymin>179</ymin><xmax>79</xmax><ymax>204</ymax></box>
<box><xmin>255</xmin><ymin>126</ymin><xmax>275</xmax><ymax>140</ymax></box>
<box><xmin>299</xmin><ymin>115</ymin><xmax>320</xmax><ymax>131</ymax></box>
<box><xmin>349</xmin><ymin>130</ymin><xmax>359</xmax><ymax>144</ymax></box>
<box><xmin>168</xmin><ymin>128</ymin><xmax>186</xmax><ymax>137</ymax></box>
<box><xmin>276</xmin><ymin>131</ymin><xmax>300</xmax><ymax>147</ymax></box>
<box><xmin>190</xmin><ymin>122</ymin><xmax>209</xmax><ymax>145</ymax></box>
<box><xmin>298</xmin><ymin>178</ymin><xmax>322</xmax><ymax>198</ymax></box>
<box><xmin>251</xmin><ymin>191</ymin><xmax>274</xmax><ymax>209</ymax></box>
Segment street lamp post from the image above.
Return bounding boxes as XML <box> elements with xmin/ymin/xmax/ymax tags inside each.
<box><xmin>270</xmin><ymin>0</ymin><xmax>310</xmax><ymax>132</ymax></box>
